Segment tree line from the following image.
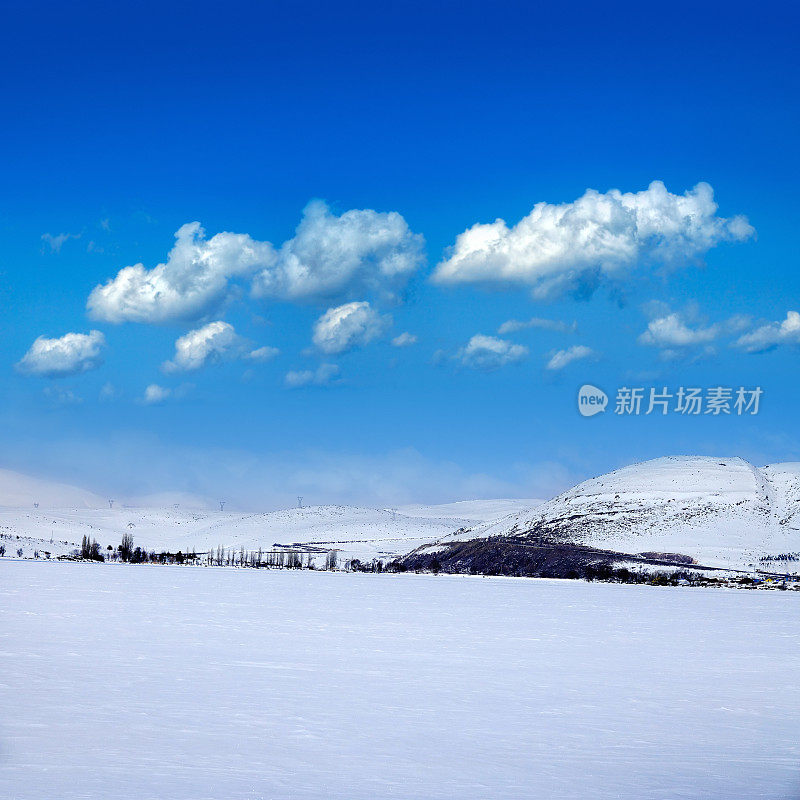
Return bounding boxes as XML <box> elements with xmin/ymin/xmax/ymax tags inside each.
<box><xmin>79</xmin><ymin>532</ymin><xmax>342</xmax><ymax>570</ymax></box>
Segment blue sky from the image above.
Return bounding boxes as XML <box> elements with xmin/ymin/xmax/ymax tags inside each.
<box><xmin>2</xmin><ymin>0</ymin><xmax>799</xmax><ymax>507</ymax></box>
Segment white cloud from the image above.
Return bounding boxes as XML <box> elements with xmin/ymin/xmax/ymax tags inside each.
<box><xmin>638</xmin><ymin>313</ymin><xmax>720</xmax><ymax>348</ymax></box>
<box><xmin>546</xmin><ymin>345</ymin><xmax>594</xmax><ymax>371</ymax></box>
<box><xmin>87</xmin><ymin>222</ymin><xmax>275</xmax><ymax>324</ymax></box>
<box><xmin>87</xmin><ymin>203</ymin><xmax>425</xmax><ymax>324</ymax></box>
<box><xmin>41</xmin><ymin>232</ymin><xmax>80</xmax><ymax>253</ymax></box>
<box><xmin>16</xmin><ymin>331</ymin><xmax>105</xmax><ymax>378</ymax></box>
<box><xmin>498</xmin><ymin>317</ymin><xmax>577</xmax><ymax>335</ymax></box>
<box><xmin>456</xmin><ymin>334</ymin><xmax>528</xmax><ymax>371</ymax></box>
<box><xmin>252</xmin><ymin>200</ymin><xmax>425</xmax><ymax>303</ymax></box>
<box><xmin>433</xmin><ymin>181</ymin><xmax>754</xmax><ymax>299</ymax></box>
<box><xmin>162</xmin><ymin>321</ymin><xmax>278</xmax><ymax>373</ymax></box>
<box><xmin>141</xmin><ymin>383</ymin><xmax>193</xmax><ymax>404</ymax></box>
<box><xmin>735</xmin><ymin>311</ymin><xmax>800</xmax><ymax>353</ymax></box>
<box><xmin>143</xmin><ymin>384</ymin><xmax>172</xmax><ymax>404</ymax></box>
<box><xmin>312</xmin><ymin>301</ymin><xmax>392</xmax><ymax>354</ymax></box>
<box><xmin>391</xmin><ymin>332</ymin><xmax>418</xmax><ymax>347</ymax></box>
<box><xmin>638</xmin><ymin>306</ymin><xmax>752</xmax><ymax>358</ymax></box>
<box><xmin>284</xmin><ymin>363</ymin><xmax>341</xmax><ymax>388</ymax></box>
<box><xmin>247</xmin><ymin>345</ymin><xmax>280</xmax><ymax>363</ymax></box>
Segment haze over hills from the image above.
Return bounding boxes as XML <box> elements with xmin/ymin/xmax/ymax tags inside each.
<box><xmin>408</xmin><ymin>456</ymin><xmax>800</xmax><ymax>575</ymax></box>
<box><xmin>0</xmin><ymin>467</ymin><xmax>215</xmax><ymax>511</ymax></box>
<box><xmin>0</xmin><ymin>468</ymin><xmax>108</xmax><ymax>509</ymax></box>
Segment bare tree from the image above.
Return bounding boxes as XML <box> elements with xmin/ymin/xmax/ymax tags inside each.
<box><xmin>120</xmin><ymin>532</ymin><xmax>134</xmax><ymax>562</ymax></box>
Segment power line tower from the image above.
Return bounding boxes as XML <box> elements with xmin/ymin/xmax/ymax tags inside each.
<box><xmin>297</xmin><ymin>496</ymin><xmax>304</xmax><ymax>509</ymax></box>
<box><xmin>219</xmin><ymin>500</ymin><xmax>226</xmax><ymax>512</ymax></box>
<box><xmin>108</xmin><ymin>499</ymin><xmax>114</xmax><ymax>509</ymax></box>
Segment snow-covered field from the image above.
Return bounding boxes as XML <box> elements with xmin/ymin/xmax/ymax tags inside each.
<box><xmin>1</xmin><ymin>561</ymin><xmax>798</xmax><ymax>800</ymax></box>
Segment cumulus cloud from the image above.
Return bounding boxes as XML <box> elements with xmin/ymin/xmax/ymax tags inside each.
<box><xmin>498</xmin><ymin>317</ymin><xmax>577</xmax><ymax>335</ymax></box>
<box><xmin>432</xmin><ymin>181</ymin><xmax>754</xmax><ymax>299</ymax></box>
<box><xmin>252</xmin><ymin>200</ymin><xmax>425</xmax><ymax>303</ymax></box>
<box><xmin>162</xmin><ymin>321</ymin><xmax>273</xmax><ymax>373</ymax></box>
<box><xmin>142</xmin><ymin>384</ymin><xmax>172</xmax><ymax>404</ymax></box>
<box><xmin>546</xmin><ymin>345</ymin><xmax>594</xmax><ymax>371</ymax></box>
<box><xmin>247</xmin><ymin>345</ymin><xmax>280</xmax><ymax>363</ymax></box>
<box><xmin>87</xmin><ymin>203</ymin><xmax>424</xmax><ymax>324</ymax></box>
<box><xmin>638</xmin><ymin>306</ymin><xmax>751</xmax><ymax>359</ymax></box>
<box><xmin>16</xmin><ymin>330</ymin><xmax>105</xmax><ymax>378</ymax></box>
<box><xmin>87</xmin><ymin>222</ymin><xmax>275</xmax><ymax>324</ymax></box>
<box><xmin>284</xmin><ymin>363</ymin><xmax>341</xmax><ymax>388</ymax></box>
<box><xmin>734</xmin><ymin>311</ymin><xmax>800</xmax><ymax>353</ymax></box>
<box><xmin>141</xmin><ymin>383</ymin><xmax>193</xmax><ymax>404</ymax></box>
<box><xmin>391</xmin><ymin>332</ymin><xmax>418</xmax><ymax>347</ymax></box>
<box><xmin>312</xmin><ymin>301</ymin><xmax>392</xmax><ymax>354</ymax></box>
<box><xmin>456</xmin><ymin>334</ymin><xmax>528</xmax><ymax>371</ymax></box>
<box><xmin>638</xmin><ymin>313</ymin><xmax>720</xmax><ymax>348</ymax></box>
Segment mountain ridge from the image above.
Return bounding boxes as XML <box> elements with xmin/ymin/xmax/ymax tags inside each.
<box><xmin>405</xmin><ymin>456</ymin><xmax>800</xmax><ymax>574</ymax></box>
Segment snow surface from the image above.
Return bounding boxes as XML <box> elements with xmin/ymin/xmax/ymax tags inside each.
<box><xmin>423</xmin><ymin>457</ymin><xmax>800</xmax><ymax>572</ymax></box>
<box><xmin>0</xmin><ymin>560</ymin><xmax>798</xmax><ymax>800</ymax></box>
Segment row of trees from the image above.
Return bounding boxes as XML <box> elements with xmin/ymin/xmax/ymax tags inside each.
<box><xmin>345</xmin><ymin>558</ymin><xmax>398</xmax><ymax>573</ymax></box>
<box><xmin>205</xmin><ymin>545</ymin><xmax>336</xmax><ymax>569</ymax></box>
<box><xmin>111</xmin><ymin>534</ymin><xmax>342</xmax><ymax>571</ymax></box>
<box><xmin>80</xmin><ymin>535</ymin><xmax>104</xmax><ymax>561</ymax></box>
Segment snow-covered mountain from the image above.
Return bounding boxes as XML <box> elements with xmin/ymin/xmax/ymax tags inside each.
<box><xmin>7</xmin><ymin>456</ymin><xmax>800</xmax><ymax>574</ymax></box>
<box><xmin>0</xmin><ymin>474</ymin><xmax>542</xmax><ymax>562</ymax></box>
<box><xmin>410</xmin><ymin>457</ymin><xmax>800</xmax><ymax>574</ymax></box>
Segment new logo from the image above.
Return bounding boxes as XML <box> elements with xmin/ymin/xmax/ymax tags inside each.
<box><xmin>578</xmin><ymin>384</ymin><xmax>607</xmax><ymax>417</ymax></box>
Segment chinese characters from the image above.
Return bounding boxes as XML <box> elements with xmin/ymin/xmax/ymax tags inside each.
<box><xmin>614</xmin><ymin>386</ymin><xmax>762</xmax><ymax>416</ymax></box>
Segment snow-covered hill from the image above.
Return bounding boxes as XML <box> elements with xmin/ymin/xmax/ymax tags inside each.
<box><xmin>0</xmin><ymin>465</ymin><xmax>542</xmax><ymax>562</ymax></box>
<box><xmin>413</xmin><ymin>457</ymin><xmax>800</xmax><ymax>574</ymax></box>
<box><xmin>0</xmin><ymin>488</ymin><xmax>542</xmax><ymax>563</ymax></box>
